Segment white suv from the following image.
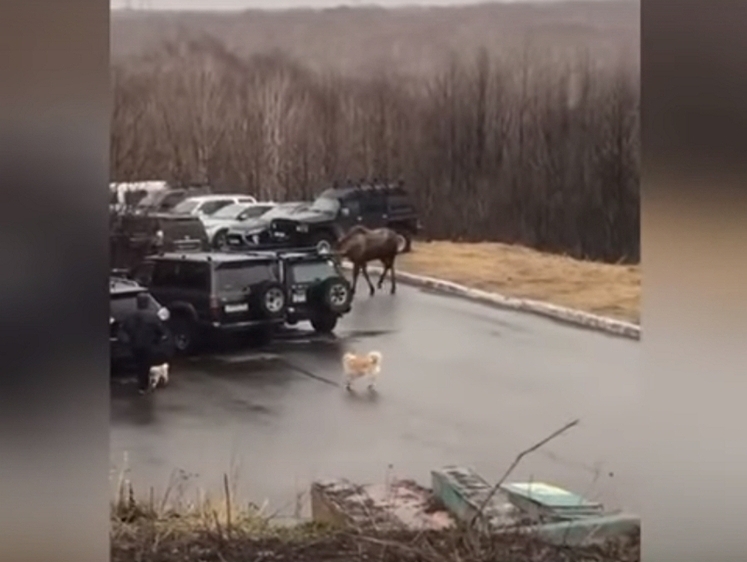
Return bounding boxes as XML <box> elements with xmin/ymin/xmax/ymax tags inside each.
<box><xmin>170</xmin><ymin>194</ymin><xmax>258</xmax><ymax>218</ymax></box>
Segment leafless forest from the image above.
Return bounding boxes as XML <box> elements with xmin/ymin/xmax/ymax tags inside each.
<box><xmin>111</xmin><ymin>1</ymin><xmax>640</xmax><ymax>262</ymax></box>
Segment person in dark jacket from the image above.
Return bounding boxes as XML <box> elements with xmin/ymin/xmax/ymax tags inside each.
<box><xmin>118</xmin><ymin>293</ymin><xmax>169</xmax><ymax>394</ymax></box>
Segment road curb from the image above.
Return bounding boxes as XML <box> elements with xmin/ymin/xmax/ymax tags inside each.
<box><xmin>341</xmin><ymin>263</ymin><xmax>640</xmax><ymax>340</ymax></box>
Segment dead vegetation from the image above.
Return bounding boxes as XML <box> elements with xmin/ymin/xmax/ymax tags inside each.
<box><xmin>111</xmin><ymin>1</ymin><xmax>640</xmax><ymax>263</ymax></box>
<box><xmin>399</xmin><ymin>241</ymin><xmax>641</xmax><ymax>323</ymax></box>
<box><xmin>111</xmin><ymin>481</ymin><xmax>639</xmax><ymax>562</ymax></box>
<box><xmin>111</xmin><ymin>421</ymin><xmax>640</xmax><ymax>562</ymax></box>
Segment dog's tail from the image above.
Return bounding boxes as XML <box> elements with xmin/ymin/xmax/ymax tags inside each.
<box><xmin>368</xmin><ymin>351</ymin><xmax>383</xmax><ymax>374</ymax></box>
<box><xmin>368</xmin><ymin>351</ymin><xmax>382</xmax><ymax>363</ymax></box>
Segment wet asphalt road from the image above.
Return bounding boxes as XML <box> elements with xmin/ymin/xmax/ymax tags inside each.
<box><xmin>110</xmin><ymin>284</ymin><xmax>640</xmax><ymax>516</ymax></box>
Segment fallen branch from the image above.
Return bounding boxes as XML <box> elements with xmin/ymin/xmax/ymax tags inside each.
<box><xmin>469</xmin><ymin>419</ymin><xmax>581</xmax><ymax>528</ymax></box>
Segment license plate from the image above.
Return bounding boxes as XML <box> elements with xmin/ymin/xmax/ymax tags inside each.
<box><xmin>224</xmin><ymin>303</ymin><xmax>249</xmax><ymax>313</ymax></box>
<box><xmin>292</xmin><ymin>293</ymin><xmax>306</xmax><ymax>303</ymax></box>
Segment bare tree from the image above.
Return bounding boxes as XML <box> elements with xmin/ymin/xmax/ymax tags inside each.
<box><xmin>110</xmin><ymin>37</ymin><xmax>640</xmax><ymax>263</ymax></box>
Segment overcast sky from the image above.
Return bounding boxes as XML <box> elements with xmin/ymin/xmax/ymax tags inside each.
<box><xmin>111</xmin><ymin>0</ymin><xmax>596</xmax><ymax>10</ymax></box>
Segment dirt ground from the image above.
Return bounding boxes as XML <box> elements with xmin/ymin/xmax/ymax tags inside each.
<box><xmin>398</xmin><ymin>242</ymin><xmax>641</xmax><ymax>324</ymax></box>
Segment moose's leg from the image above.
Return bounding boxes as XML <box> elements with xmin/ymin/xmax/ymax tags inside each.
<box><xmin>361</xmin><ymin>263</ymin><xmax>376</xmax><ymax>296</ymax></box>
<box><xmin>389</xmin><ymin>257</ymin><xmax>397</xmax><ymax>295</ymax></box>
<box><xmin>377</xmin><ymin>261</ymin><xmax>390</xmax><ymax>289</ymax></box>
<box><xmin>351</xmin><ymin>263</ymin><xmax>360</xmax><ymax>296</ymax></box>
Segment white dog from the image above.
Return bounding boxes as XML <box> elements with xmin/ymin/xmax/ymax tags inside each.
<box><xmin>148</xmin><ymin>363</ymin><xmax>169</xmax><ymax>389</ymax></box>
<box><xmin>342</xmin><ymin>351</ymin><xmax>382</xmax><ymax>391</ymax></box>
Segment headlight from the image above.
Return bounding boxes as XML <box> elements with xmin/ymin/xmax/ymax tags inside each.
<box><xmin>157</xmin><ymin>307</ymin><xmax>170</xmax><ymax>321</ymax></box>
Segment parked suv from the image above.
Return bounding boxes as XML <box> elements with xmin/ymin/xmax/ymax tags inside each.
<box><xmin>133</xmin><ymin>252</ymin><xmax>288</xmax><ymax>354</ymax></box>
<box><xmin>110</xmin><ymin>212</ymin><xmax>210</xmax><ymax>273</ymax></box>
<box><xmin>110</xmin><ymin>276</ymin><xmax>173</xmax><ymax>371</ymax></box>
<box><xmin>271</xmin><ymin>249</ymin><xmax>353</xmax><ymax>333</ymax></box>
<box><xmin>264</xmin><ymin>180</ymin><xmax>420</xmax><ymax>254</ymax></box>
<box><xmin>170</xmin><ymin>194</ymin><xmax>258</xmax><ymax>219</ymax></box>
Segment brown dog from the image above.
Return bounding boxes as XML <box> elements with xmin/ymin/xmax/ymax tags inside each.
<box><xmin>342</xmin><ymin>351</ymin><xmax>382</xmax><ymax>391</ymax></box>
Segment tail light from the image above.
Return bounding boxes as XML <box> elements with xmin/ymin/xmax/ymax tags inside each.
<box><xmin>210</xmin><ymin>296</ymin><xmax>221</xmax><ymax>320</ymax></box>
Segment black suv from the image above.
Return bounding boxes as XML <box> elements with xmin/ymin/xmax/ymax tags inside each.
<box><xmin>270</xmin><ymin>249</ymin><xmax>353</xmax><ymax>333</ymax></box>
<box><xmin>110</xmin><ymin>212</ymin><xmax>210</xmax><ymax>273</ymax></box>
<box><xmin>133</xmin><ymin>252</ymin><xmax>288</xmax><ymax>354</ymax></box>
<box><xmin>246</xmin><ymin>181</ymin><xmax>420</xmax><ymax>254</ymax></box>
<box><xmin>110</xmin><ymin>276</ymin><xmax>174</xmax><ymax>371</ymax></box>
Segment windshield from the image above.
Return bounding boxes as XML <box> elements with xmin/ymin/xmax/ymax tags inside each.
<box><xmin>171</xmin><ymin>200</ymin><xmax>200</xmax><ymax>214</ymax></box>
<box><xmin>211</xmin><ymin>203</ymin><xmax>250</xmax><ymax>220</ymax></box>
<box><xmin>290</xmin><ymin>260</ymin><xmax>339</xmax><ymax>284</ymax></box>
<box><xmin>309</xmin><ymin>196</ymin><xmax>340</xmax><ymax>214</ymax></box>
<box><xmin>261</xmin><ymin>203</ymin><xmax>306</xmax><ymax>220</ymax></box>
<box><xmin>238</xmin><ymin>205</ymin><xmax>275</xmax><ymax>220</ymax></box>
<box><xmin>136</xmin><ymin>191</ymin><xmax>163</xmax><ymax>208</ymax></box>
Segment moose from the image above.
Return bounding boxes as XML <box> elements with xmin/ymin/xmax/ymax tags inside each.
<box><xmin>335</xmin><ymin>225</ymin><xmax>401</xmax><ymax>296</ymax></box>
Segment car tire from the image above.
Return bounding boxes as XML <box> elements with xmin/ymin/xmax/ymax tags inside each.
<box><xmin>311</xmin><ymin>276</ymin><xmax>352</xmax><ymax>315</ymax></box>
<box><xmin>310</xmin><ymin>232</ymin><xmax>336</xmax><ymax>255</ymax></box>
<box><xmin>253</xmin><ymin>281</ymin><xmax>287</xmax><ymax>320</ymax></box>
<box><xmin>212</xmin><ymin>230</ymin><xmax>228</xmax><ymax>250</ymax></box>
<box><xmin>310</xmin><ymin>312</ymin><xmax>338</xmax><ymax>334</ymax></box>
<box><xmin>169</xmin><ymin>314</ymin><xmax>196</xmax><ymax>356</ymax></box>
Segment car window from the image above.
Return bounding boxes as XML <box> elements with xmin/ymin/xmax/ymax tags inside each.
<box><xmin>175</xmin><ymin>262</ymin><xmax>211</xmax><ymax>291</ymax></box>
<box><xmin>309</xmin><ymin>196</ymin><xmax>340</xmax><ymax>214</ymax></box>
<box><xmin>212</xmin><ymin>204</ymin><xmax>248</xmax><ymax>219</ymax></box>
<box><xmin>152</xmin><ymin>261</ymin><xmax>210</xmax><ymax>289</ymax></box>
<box><xmin>136</xmin><ymin>191</ymin><xmax>163</xmax><ymax>208</ymax></box>
<box><xmin>340</xmin><ymin>199</ymin><xmax>361</xmax><ymax>217</ymax></box>
<box><xmin>172</xmin><ymin>199</ymin><xmax>200</xmax><ymax>214</ymax></box>
<box><xmin>360</xmin><ymin>193</ymin><xmax>387</xmax><ymax>215</ymax></box>
<box><xmin>200</xmin><ymin>200</ymin><xmax>233</xmax><ymax>215</ymax></box>
<box><xmin>290</xmin><ymin>260</ymin><xmax>339</xmax><ymax>284</ymax></box>
<box><xmin>214</xmin><ymin>261</ymin><xmax>278</xmax><ymax>293</ymax></box>
<box><xmin>160</xmin><ymin>192</ymin><xmax>185</xmax><ymax>210</ymax></box>
<box><xmin>151</xmin><ymin>261</ymin><xmax>179</xmax><ymax>287</ymax></box>
<box><xmin>387</xmin><ymin>194</ymin><xmax>414</xmax><ymax>213</ymax></box>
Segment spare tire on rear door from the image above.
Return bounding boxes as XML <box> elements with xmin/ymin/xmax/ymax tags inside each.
<box><xmin>250</xmin><ymin>280</ymin><xmax>287</xmax><ymax>320</ymax></box>
<box><xmin>308</xmin><ymin>276</ymin><xmax>352</xmax><ymax>315</ymax></box>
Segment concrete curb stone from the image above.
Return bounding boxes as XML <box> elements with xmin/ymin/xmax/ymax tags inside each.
<box><xmin>340</xmin><ymin>263</ymin><xmax>641</xmax><ymax>341</ymax></box>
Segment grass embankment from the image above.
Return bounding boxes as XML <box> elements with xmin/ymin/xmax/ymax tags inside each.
<box><xmin>111</xmin><ymin>482</ymin><xmax>639</xmax><ymax>562</ymax></box>
<box><xmin>398</xmin><ymin>242</ymin><xmax>641</xmax><ymax>324</ymax></box>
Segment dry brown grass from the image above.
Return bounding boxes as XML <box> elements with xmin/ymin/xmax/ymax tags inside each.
<box><xmin>399</xmin><ymin>242</ymin><xmax>640</xmax><ymax>323</ymax></box>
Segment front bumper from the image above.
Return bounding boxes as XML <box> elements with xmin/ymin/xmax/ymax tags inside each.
<box><xmin>205</xmin><ymin>317</ymin><xmax>285</xmax><ymax>331</ymax></box>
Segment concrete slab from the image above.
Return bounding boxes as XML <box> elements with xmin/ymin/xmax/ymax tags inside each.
<box><xmin>311</xmin><ymin>478</ymin><xmax>454</xmax><ymax>532</ymax></box>
<box><xmin>431</xmin><ymin>466</ymin><xmax>523</xmax><ymax>532</ymax></box>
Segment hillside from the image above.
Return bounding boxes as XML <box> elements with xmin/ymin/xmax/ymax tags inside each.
<box><xmin>111</xmin><ymin>1</ymin><xmax>640</xmax><ymax>77</ymax></box>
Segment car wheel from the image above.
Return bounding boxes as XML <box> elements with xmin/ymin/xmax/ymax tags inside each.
<box><xmin>311</xmin><ymin>232</ymin><xmax>336</xmax><ymax>255</ymax></box>
<box><xmin>321</xmin><ymin>277</ymin><xmax>353</xmax><ymax>314</ymax></box>
<box><xmin>212</xmin><ymin>230</ymin><xmax>228</xmax><ymax>250</ymax></box>
<box><xmin>254</xmin><ymin>281</ymin><xmax>287</xmax><ymax>320</ymax></box>
<box><xmin>310</xmin><ymin>312</ymin><xmax>338</xmax><ymax>334</ymax></box>
<box><xmin>169</xmin><ymin>315</ymin><xmax>196</xmax><ymax>355</ymax></box>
